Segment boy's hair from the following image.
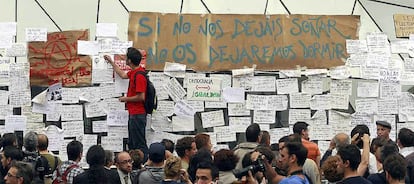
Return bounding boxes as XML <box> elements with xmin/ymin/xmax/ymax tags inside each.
<box><xmin>127</xmin><ymin>47</ymin><xmax>142</xmax><ymax>65</ymax></box>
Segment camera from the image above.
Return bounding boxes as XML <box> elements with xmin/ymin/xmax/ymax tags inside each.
<box><xmin>232</xmin><ymin>157</ymin><xmax>266</xmax><ymax>178</ymax></box>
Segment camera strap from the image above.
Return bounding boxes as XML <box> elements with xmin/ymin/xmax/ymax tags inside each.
<box><xmin>289</xmin><ymin>170</ymin><xmax>303</xmax><ymax>176</ymax></box>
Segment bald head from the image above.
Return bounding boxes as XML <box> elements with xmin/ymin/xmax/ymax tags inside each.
<box><xmin>37</xmin><ymin>134</ymin><xmax>48</xmax><ymax>151</ymax></box>
<box><xmin>334</xmin><ymin>133</ymin><xmax>350</xmax><ymax>148</ymax></box>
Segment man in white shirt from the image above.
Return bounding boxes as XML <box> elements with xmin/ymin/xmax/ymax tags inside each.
<box><xmin>397</xmin><ymin>128</ymin><xmax>414</xmax><ymax>157</ymax></box>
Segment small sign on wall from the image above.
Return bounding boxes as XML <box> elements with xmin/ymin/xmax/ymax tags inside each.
<box><xmin>394</xmin><ymin>14</ymin><xmax>414</xmax><ymax>37</ymax></box>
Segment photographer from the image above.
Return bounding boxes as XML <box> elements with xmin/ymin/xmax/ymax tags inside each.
<box><xmin>263</xmin><ymin>142</ymin><xmax>310</xmax><ymax>184</ymax></box>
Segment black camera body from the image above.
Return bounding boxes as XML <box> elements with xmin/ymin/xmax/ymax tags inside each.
<box><xmin>232</xmin><ymin>157</ymin><xmax>266</xmax><ymax>178</ymax></box>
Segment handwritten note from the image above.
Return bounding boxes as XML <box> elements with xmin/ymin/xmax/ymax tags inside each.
<box><xmin>25</xmin><ymin>28</ymin><xmax>47</xmax><ymax>41</ymax></box>
<box><xmin>165</xmin><ymin>77</ymin><xmax>186</xmax><ymax>102</ymax></box>
<box><xmin>301</xmin><ymin>77</ymin><xmax>324</xmax><ymax>95</ymax></box>
<box><xmin>246</xmin><ymin>94</ymin><xmax>288</xmax><ymax>111</ymax></box>
<box><xmin>5</xmin><ymin>115</ymin><xmax>27</xmax><ymax>132</ymax></box>
<box><xmin>150</xmin><ymin>113</ymin><xmax>173</xmax><ymax>132</ymax></box>
<box><xmin>289</xmin><ymin>109</ymin><xmax>310</xmax><ymax>125</ymax></box>
<box><xmin>183</xmin><ymin>100</ymin><xmax>204</xmax><ymax>112</ymax></box>
<box><xmin>174</xmin><ymin>100</ymin><xmax>195</xmax><ymax>116</ymax></box>
<box><xmin>149</xmin><ymin>72</ymin><xmax>170</xmax><ymax>100</ymax></box>
<box><xmin>210</xmin><ymin>74</ymin><xmax>232</xmax><ymax>88</ymax></box>
<box><xmin>330</xmin><ymin>79</ymin><xmax>352</xmax><ymax>95</ymax></box>
<box><xmin>92</xmin><ymin>69</ymin><xmax>114</xmax><ymax>84</ymax></box>
<box><xmin>310</xmin><ymin>94</ymin><xmax>331</xmax><ymax>110</ymax></box>
<box><xmin>229</xmin><ymin>117</ymin><xmax>251</xmax><ymax>132</ymax></box>
<box><xmin>21</xmin><ymin>106</ymin><xmax>43</xmax><ymax>123</ymax></box>
<box><xmin>232</xmin><ymin>75</ymin><xmax>253</xmax><ymax>91</ymax></box>
<box><xmin>163</xmin><ymin>62</ymin><xmax>186</xmax><ymax>78</ymax></box>
<box><xmin>172</xmin><ymin>115</ymin><xmax>195</xmax><ymax>132</ymax></box>
<box><xmin>214</xmin><ymin>126</ymin><xmax>236</xmax><ymax>142</ymax></box>
<box><xmin>253</xmin><ymin>110</ymin><xmax>276</xmax><ymax>124</ymax></box>
<box><xmin>0</xmin><ymin>90</ymin><xmax>9</xmax><ymax>105</ymax></box>
<box><xmin>228</xmin><ymin>103</ymin><xmax>251</xmax><ymax>116</ymax></box>
<box><xmin>107</xmin><ymin>110</ymin><xmax>129</xmax><ymax>126</ymax></box>
<box><xmin>201</xmin><ymin>110</ymin><xmax>225</xmax><ymax>128</ymax></box>
<box><xmin>183</xmin><ymin>73</ymin><xmax>205</xmax><ymax>88</ymax></box>
<box><xmin>330</xmin><ymin>94</ymin><xmax>349</xmax><ymax>110</ymax></box>
<box><xmin>205</xmin><ymin>101</ymin><xmax>227</xmax><ymax>108</ymax></box>
<box><xmin>92</xmin><ymin>120</ymin><xmax>108</xmax><ymax>133</ymax></box>
<box><xmin>60</xmin><ymin>105</ymin><xmax>83</xmax><ymax>121</ymax></box>
<box><xmin>289</xmin><ymin>93</ymin><xmax>311</xmax><ymax>108</ymax></box>
<box><xmin>98</xmin><ymin>98</ymin><xmax>125</xmax><ymax>114</ymax></box>
<box><xmin>157</xmin><ymin>100</ymin><xmax>175</xmax><ymax>116</ymax></box>
<box><xmin>346</xmin><ymin>39</ymin><xmax>368</xmax><ymax>54</ymax></box>
<box><xmin>99</xmin><ymin>83</ymin><xmax>119</xmax><ymax>99</ymax></box>
<box><xmin>101</xmin><ymin>135</ymin><xmax>123</xmax><ymax>152</ymax></box>
<box><xmin>357</xmin><ymin>81</ymin><xmax>379</xmax><ymax>98</ymax></box>
<box><xmin>62</xmin><ymin>121</ymin><xmax>84</xmax><ymax>138</ymax></box>
<box><xmin>43</xmin><ymin>125</ymin><xmax>64</xmax><ymax>151</ymax></box>
<box><xmin>310</xmin><ymin>110</ymin><xmax>328</xmax><ymax>125</ymax></box>
<box><xmin>355</xmin><ymin>98</ymin><xmax>378</xmax><ymax>114</ymax></box>
<box><xmin>0</xmin><ymin>105</ymin><xmax>13</xmax><ymax>120</ymax></box>
<box><xmin>252</xmin><ymin>76</ymin><xmax>276</xmax><ymax>92</ymax></box>
<box><xmin>222</xmin><ymin>87</ymin><xmax>245</xmax><ymax>103</ymax></box>
<box><xmin>85</xmin><ymin>102</ymin><xmax>106</xmax><ymax>118</ymax></box>
<box><xmin>379</xmin><ymin>81</ymin><xmax>401</xmax><ymax>99</ymax></box>
<box><xmin>5</xmin><ymin>43</ymin><xmax>27</xmax><ymax>57</ymax></box>
<box><xmin>77</xmin><ymin>40</ymin><xmax>99</xmax><ymax>55</ymax></box>
<box><xmin>276</xmin><ymin>78</ymin><xmax>298</xmax><ymax>94</ymax></box>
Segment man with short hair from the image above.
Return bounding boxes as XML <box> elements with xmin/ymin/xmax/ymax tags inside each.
<box><xmin>336</xmin><ymin>144</ymin><xmax>372</xmax><ymax>184</ymax></box>
<box><xmin>115</xmin><ymin>152</ymin><xmax>133</xmax><ymax>184</ymax></box>
<box><xmin>37</xmin><ymin>134</ymin><xmax>61</xmax><ymax>178</ymax></box>
<box><xmin>397</xmin><ymin>128</ymin><xmax>414</xmax><ymax>157</ymax></box>
<box><xmin>4</xmin><ymin>161</ymin><xmax>33</xmax><ymax>184</ymax></box>
<box><xmin>234</xmin><ymin>123</ymin><xmax>261</xmax><ymax>170</ymax></box>
<box><xmin>175</xmin><ymin>136</ymin><xmax>197</xmax><ymax>170</ymax></box>
<box><xmin>266</xmin><ymin>142</ymin><xmax>310</xmax><ymax>184</ymax></box>
<box><xmin>383</xmin><ymin>154</ymin><xmax>407</xmax><ymax>184</ymax></box>
<box><xmin>52</xmin><ymin>140</ymin><xmax>84</xmax><ymax>184</ymax></box>
<box><xmin>350</xmin><ymin>125</ymin><xmax>377</xmax><ymax>175</ymax></box>
<box><xmin>1</xmin><ymin>146</ymin><xmax>23</xmax><ymax>184</ymax></box>
<box><xmin>195</xmin><ymin>133</ymin><xmax>212</xmax><ymax>152</ymax></box>
<box><xmin>195</xmin><ymin>161</ymin><xmax>219</xmax><ymax>184</ymax></box>
<box><xmin>105</xmin><ymin>48</ymin><xmax>149</xmax><ymax>161</ymax></box>
<box><xmin>137</xmin><ymin>142</ymin><xmax>165</xmax><ymax>184</ymax></box>
<box><xmin>293</xmin><ymin>121</ymin><xmax>321</xmax><ymax>167</ymax></box>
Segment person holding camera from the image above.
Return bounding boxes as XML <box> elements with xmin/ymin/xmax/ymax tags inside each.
<box><xmin>263</xmin><ymin>142</ymin><xmax>310</xmax><ymax>184</ymax></box>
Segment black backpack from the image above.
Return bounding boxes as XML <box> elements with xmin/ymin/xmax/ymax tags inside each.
<box><xmin>23</xmin><ymin>152</ymin><xmax>51</xmax><ymax>184</ymax></box>
<box><xmin>133</xmin><ymin>71</ymin><xmax>157</xmax><ymax>114</ymax></box>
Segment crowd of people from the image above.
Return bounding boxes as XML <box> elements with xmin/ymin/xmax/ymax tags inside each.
<box><xmin>0</xmin><ymin>120</ymin><xmax>413</xmax><ymax>184</ymax></box>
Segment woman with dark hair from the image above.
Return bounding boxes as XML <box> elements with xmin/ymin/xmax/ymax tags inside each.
<box><xmin>214</xmin><ymin>149</ymin><xmax>239</xmax><ymax>184</ymax></box>
<box><xmin>73</xmin><ymin>145</ymin><xmax>121</xmax><ymax>184</ymax></box>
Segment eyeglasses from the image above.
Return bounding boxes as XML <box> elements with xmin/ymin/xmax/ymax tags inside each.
<box><xmin>119</xmin><ymin>159</ymin><xmax>133</xmax><ymax>164</ymax></box>
<box><xmin>6</xmin><ymin>172</ymin><xmax>20</xmax><ymax>178</ymax></box>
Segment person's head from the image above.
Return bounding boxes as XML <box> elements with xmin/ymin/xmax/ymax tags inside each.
<box><xmin>288</xmin><ymin>133</ymin><xmax>302</xmax><ymax>143</ymax></box>
<box><xmin>278</xmin><ymin>135</ymin><xmax>289</xmax><ymax>150</ymax></box>
<box><xmin>370</xmin><ymin>137</ymin><xmax>388</xmax><ymax>161</ymax></box>
<box><xmin>188</xmin><ymin>148</ymin><xmax>213</xmax><ymax>182</ymax></box>
<box><xmin>161</xmin><ymin>139</ymin><xmax>175</xmax><ymax>153</ymax></box>
<box><xmin>213</xmin><ymin>149</ymin><xmax>238</xmax><ymax>171</ymax></box>
<box><xmin>380</xmin><ymin>142</ymin><xmax>399</xmax><ymax>163</ymax></box>
<box><xmin>383</xmin><ymin>154</ymin><xmax>407</xmax><ymax>182</ymax></box>
<box><xmin>376</xmin><ymin>121</ymin><xmax>391</xmax><ymax>139</ymax></box>
<box><xmin>195</xmin><ymin>133</ymin><xmax>212</xmax><ymax>151</ymax></box>
<box><xmin>2</xmin><ymin>146</ymin><xmax>23</xmax><ymax>170</ymax></box>
<box><xmin>245</xmin><ymin>123</ymin><xmax>261</xmax><ymax>142</ymax></box>
<box><xmin>23</xmin><ymin>131</ymin><xmax>37</xmax><ymax>152</ymax></box>
<box><xmin>350</xmin><ymin>124</ymin><xmax>370</xmax><ymax>149</ymax></box>
<box><xmin>86</xmin><ymin>145</ymin><xmax>105</xmax><ymax>167</ymax></box>
<box><xmin>278</xmin><ymin>142</ymin><xmax>307</xmax><ymax>173</ymax></box>
<box><xmin>259</xmin><ymin>131</ymin><xmax>270</xmax><ymax>147</ymax></box>
<box><xmin>149</xmin><ymin>142</ymin><xmax>166</xmax><ymax>163</ymax></box>
<box><xmin>164</xmin><ymin>156</ymin><xmax>182</xmax><ymax>179</ymax></box>
<box><xmin>337</xmin><ymin>144</ymin><xmax>361</xmax><ymax>172</ymax></box>
<box><xmin>195</xmin><ymin>161</ymin><xmax>219</xmax><ymax>184</ymax></box>
<box><xmin>398</xmin><ymin>128</ymin><xmax>414</xmax><ymax>148</ymax></box>
<box><xmin>115</xmin><ymin>152</ymin><xmax>133</xmax><ymax>174</ymax></box>
<box><xmin>67</xmin><ymin>140</ymin><xmax>83</xmax><ymax>161</ymax></box>
<box><xmin>4</xmin><ymin>161</ymin><xmax>33</xmax><ymax>184</ymax></box>
<box><xmin>36</xmin><ymin>134</ymin><xmax>48</xmax><ymax>151</ymax></box>
<box><xmin>1</xmin><ymin>133</ymin><xmax>17</xmax><ymax>149</ymax></box>
<box><xmin>126</xmin><ymin>47</ymin><xmax>142</xmax><ymax>66</ymax></box>
<box><xmin>129</xmin><ymin>149</ymin><xmax>144</xmax><ymax>170</ymax></box>
<box><xmin>333</xmin><ymin>133</ymin><xmax>350</xmax><ymax>148</ymax></box>
<box><xmin>293</xmin><ymin>122</ymin><xmax>309</xmax><ymax>140</ymax></box>
<box><xmin>255</xmin><ymin>146</ymin><xmax>274</xmax><ymax>164</ymax></box>
<box><xmin>321</xmin><ymin>155</ymin><xmax>343</xmax><ymax>183</ymax></box>
<box><xmin>104</xmin><ymin>150</ymin><xmax>114</xmax><ymax>168</ymax></box>
<box><xmin>176</xmin><ymin>137</ymin><xmax>197</xmax><ymax>159</ymax></box>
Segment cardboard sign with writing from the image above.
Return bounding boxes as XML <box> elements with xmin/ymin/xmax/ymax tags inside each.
<box><xmin>129</xmin><ymin>13</ymin><xmax>360</xmax><ymax>71</ymax></box>
<box><xmin>394</xmin><ymin>14</ymin><xmax>414</xmax><ymax>38</ymax></box>
<box><xmin>28</xmin><ymin>30</ymin><xmax>91</xmax><ymax>87</ymax></box>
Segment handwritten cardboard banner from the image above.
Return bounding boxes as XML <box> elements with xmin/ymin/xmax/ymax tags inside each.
<box><xmin>187</xmin><ymin>77</ymin><xmax>222</xmax><ymax>101</ymax></box>
<box><xmin>394</xmin><ymin>14</ymin><xmax>414</xmax><ymax>38</ymax></box>
<box><xmin>28</xmin><ymin>30</ymin><xmax>92</xmax><ymax>87</ymax></box>
<box><xmin>129</xmin><ymin>13</ymin><xmax>360</xmax><ymax>71</ymax></box>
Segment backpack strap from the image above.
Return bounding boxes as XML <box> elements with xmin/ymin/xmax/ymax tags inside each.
<box><xmin>53</xmin><ymin>156</ymin><xmax>59</xmax><ymax>171</ymax></box>
<box><xmin>133</xmin><ymin>71</ymin><xmax>147</xmax><ymax>89</ymax></box>
<box><xmin>61</xmin><ymin>164</ymin><xmax>78</xmax><ymax>181</ymax></box>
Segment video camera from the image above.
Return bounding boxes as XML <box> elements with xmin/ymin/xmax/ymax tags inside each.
<box><xmin>232</xmin><ymin>156</ymin><xmax>265</xmax><ymax>178</ymax></box>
